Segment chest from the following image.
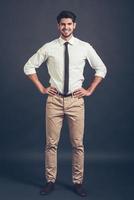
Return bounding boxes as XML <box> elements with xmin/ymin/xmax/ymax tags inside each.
<box><xmin>47</xmin><ymin>45</ymin><xmax>86</xmax><ymax>66</ymax></box>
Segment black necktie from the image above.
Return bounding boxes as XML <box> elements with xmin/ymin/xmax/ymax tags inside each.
<box><xmin>64</xmin><ymin>42</ymin><xmax>69</xmax><ymax>95</ymax></box>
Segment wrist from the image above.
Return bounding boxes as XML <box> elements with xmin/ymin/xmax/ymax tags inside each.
<box><xmin>87</xmin><ymin>86</ymin><xmax>94</xmax><ymax>93</ymax></box>
<box><xmin>40</xmin><ymin>86</ymin><xmax>47</xmax><ymax>94</ymax></box>
<box><xmin>86</xmin><ymin>87</ymin><xmax>95</xmax><ymax>96</ymax></box>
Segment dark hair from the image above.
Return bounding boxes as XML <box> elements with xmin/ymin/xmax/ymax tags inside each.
<box><xmin>57</xmin><ymin>10</ymin><xmax>76</xmax><ymax>24</ymax></box>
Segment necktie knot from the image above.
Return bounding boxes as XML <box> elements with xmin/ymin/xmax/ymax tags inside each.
<box><xmin>64</xmin><ymin>42</ymin><xmax>69</xmax><ymax>46</ymax></box>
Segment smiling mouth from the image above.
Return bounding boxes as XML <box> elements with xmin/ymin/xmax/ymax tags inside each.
<box><xmin>62</xmin><ymin>30</ymin><xmax>71</xmax><ymax>35</ymax></box>
<box><xmin>61</xmin><ymin>29</ymin><xmax>73</xmax><ymax>37</ymax></box>
<box><xmin>63</xmin><ymin>32</ymin><xmax>69</xmax><ymax>34</ymax></box>
<box><xmin>62</xmin><ymin>29</ymin><xmax>70</xmax><ymax>32</ymax></box>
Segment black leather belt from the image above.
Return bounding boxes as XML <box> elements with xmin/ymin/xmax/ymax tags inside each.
<box><xmin>58</xmin><ymin>92</ymin><xmax>74</xmax><ymax>97</ymax></box>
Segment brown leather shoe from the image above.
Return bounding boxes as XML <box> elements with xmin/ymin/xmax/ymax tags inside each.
<box><xmin>73</xmin><ymin>183</ymin><xmax>87</xmax><ymax>197</ymax></box>
<box><xmin>40</xmin><ymin>182</ymin><xmax>55</xmax><ymax>195</ymax></box>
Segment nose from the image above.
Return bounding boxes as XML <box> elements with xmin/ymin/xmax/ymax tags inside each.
<box><xmin>64</xmin><ymin>24</ymin><xmax>68</xmax><ymax>29</ymax></box>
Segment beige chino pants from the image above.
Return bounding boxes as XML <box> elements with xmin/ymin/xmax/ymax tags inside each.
<box><xmin>45</xmin><ymin>95</ymin><xmax>85</xmax><ymax>184</ymax></box>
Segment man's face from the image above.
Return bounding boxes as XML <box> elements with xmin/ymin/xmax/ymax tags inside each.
<box><xmin>58</xmin><ymin>18</ymin><xmax>76</xmax><ymax>38</ymax></box>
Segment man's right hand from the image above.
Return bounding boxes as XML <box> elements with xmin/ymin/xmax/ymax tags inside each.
<box><xmin>27</xmin><ymin>74</ymin><xmax>58</xmax><ymax>96</ymax></box>
<box><xmin>41</xmin><ymin>86</ymin><xmax>58</xmax><ymax>96</ymax></box>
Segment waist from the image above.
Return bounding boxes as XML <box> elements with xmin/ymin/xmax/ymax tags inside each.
<box><xmin>49</xmin><ymin>79</ymin><xmax>83</xmax><ymax>94</ymax></box>
<box><xmin>58</xmin><ymin>92</ymin><xmax>74</xmax><ymax>97</ymax></box>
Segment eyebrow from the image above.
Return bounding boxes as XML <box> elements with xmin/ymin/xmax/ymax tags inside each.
<box><xmin>60</xmin><ymin>22</ymin><xmax>73</xmax><ymax>25</ymax></box>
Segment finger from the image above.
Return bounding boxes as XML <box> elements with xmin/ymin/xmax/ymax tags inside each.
<box><xmin>75</xmin><ymin>91</ymin><xmax>85</xmax><ymax>97</ymax></box>
<box><xmin>74</xmin><ymin>90</ymin><xmax>82</xmax><ymax>95</ymax></box>
<box><xmin>76</xmin><ymin>92</ymin><xmax>86</xmax><ymax>97</ymax></box>
<box><xmin>74</xmin><ymin>88</ymin><xmax>82</xmax><ymax>93</ymax></box>
<box><xmin>78</xmin><ymin>94</ymin><xmax>85</xmax><ymax>98</ymax></box>
<box><xmin>48</xmin><ymin>90</ymin><xmax>57</xmax><ymax>95</ymax></box>
<box><xmin>49</xmin><ymin>92</ymin><xmax>57</xmax><ymax>96</ymax></box>
<box><xmin>74</xmin><ymin>93</ymin><xmax>82</xmax><ymax>98</ymax></box>
<box><xmin>50</xmin><ymin>89</ymin><xmax>58</xmax><ymax>94</ymax></box>
<box><xmin>48</xmin><ymin>87</ymin><xmax>58</xmax><ymax>93</ymax></box>
<box><xmin>50</xmin><ymin>87</ymin><xmax>57</xmax><ymax>91</ymax></box>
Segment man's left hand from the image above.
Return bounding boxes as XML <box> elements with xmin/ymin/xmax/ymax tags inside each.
<box><xmin>73</xmin><ymin>87</ymin><xmax>93</xmax><ymax>98</ymax></box>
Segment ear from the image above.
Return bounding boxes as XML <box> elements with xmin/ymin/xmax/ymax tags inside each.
<box><xmin>73</xmin><ymin>22</ymin><xmax>76</xmax><ymax>29</ymax></box>
<box><xmin>57</xmin><ymin>23</ymin><xmax>60</xmax><ymax>30</ymax></box>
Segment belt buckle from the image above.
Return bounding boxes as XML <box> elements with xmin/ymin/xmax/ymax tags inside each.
<box><xmin>57</xmin><ymin>92</ymin><xmax>74</xmax><ymax>98</ymax></box>
<box><xmin>57</xmin><ymin>92</ymin><xmax>61</xmax><ymax>97</ymax></box>
<box><xmin>57</xmin><ymin>92</ymin><xmax>63</xmax><ymax>97</ymax></box>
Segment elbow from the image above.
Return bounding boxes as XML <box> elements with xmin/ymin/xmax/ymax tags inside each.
<box><xmin>23</xmin><ymin>64</ymin><xmax>36</xmax><ymax>75</ymax></box>
<box><xmin>95</xmin><ymin>66</ymin><xmax>107</xmax><ymax>79</ymax></box>
<box><xmin>103</xmin><ymin>66</ymin><xmax>107</xmax><ymax>78</ymax></box>
<box><xmin>23</xmin><ymin>65</ymin><xmax>27</xmax><ymax>75</ymax></box>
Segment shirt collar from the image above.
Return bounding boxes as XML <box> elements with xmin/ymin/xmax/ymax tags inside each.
<box><xmin>58</xmin><ymin>35</ymin><xmax>75</xmax><ymax>45</ymax></box>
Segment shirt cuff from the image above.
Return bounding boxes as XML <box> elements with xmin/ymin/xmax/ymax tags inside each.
<box><xmin>95</xmin><ymin>71</ymin><xmax>107</xmax><ymax>78</ymax></box>
<box><xmin>24</xmin><ymin>68</ymin><xmax>36</xmax><ymax>75</ymax></box>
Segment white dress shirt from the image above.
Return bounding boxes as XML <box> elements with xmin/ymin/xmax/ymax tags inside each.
<box><xmin>24</xmin><ymin>36</ymin><xmax>107</xmax><ymax>93</ymax></box>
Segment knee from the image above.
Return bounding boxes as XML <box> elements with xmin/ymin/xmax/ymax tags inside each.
<box><xmin>72</xmin><ymin>139</ymin><xmax>84</xmax><ymax>151</ymax></box>
<box><xmin>45</xmin><ymin>142</ymin><xmax>58</xmax><ymax>151</ymax></box>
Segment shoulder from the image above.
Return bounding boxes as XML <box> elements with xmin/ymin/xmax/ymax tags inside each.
<box><xmin>41</xmin><ymin>38</ymin><xmax>59</xmax><ymax>48</ymax></box>
<box><xmin>37</xmin><ymin>38</ymin><xmax>59</xmax><ymax>52</ymax></box>
<box><xmin>74</xmin><ymin>37</ymin><xmax>93</xmax><ymax>49</ymax></box>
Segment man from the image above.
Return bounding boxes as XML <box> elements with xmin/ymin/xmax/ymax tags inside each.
<box><xmin>24</xmin><ymin>10</ymin><xmax>107</xmax><ymax>197</ymax></box>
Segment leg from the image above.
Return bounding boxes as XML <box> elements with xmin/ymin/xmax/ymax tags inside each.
<box><xmin>65</xmin><ymin>97</ymin><xmax>85</xmax><ymax>184</ymax></box>
<box><xmin>45</xmin><ymin>95</ymin><xmax>64</xmax><ymax>183</ymax></box>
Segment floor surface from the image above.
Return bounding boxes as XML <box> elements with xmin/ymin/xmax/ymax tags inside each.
<box><xmin>0</xmin><ymin>157</ymin><xmax>134</xmax><ymax>200</ymax></box>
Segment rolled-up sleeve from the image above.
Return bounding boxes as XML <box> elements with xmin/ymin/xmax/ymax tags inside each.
<box><xmin>23</xmin><ymin>44</ymin><xmax>48</xmax><ymax>75</ymax></box>
<box><xmin>86</xmin><ymin>43</ymin><xmax>107</xmax><ymax>78</ymax></box>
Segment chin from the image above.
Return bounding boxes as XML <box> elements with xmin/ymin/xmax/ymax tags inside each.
<box><xmin>62</xmin><ymin>33</ymin><xmax>72</xmax><ymax>38</ymax></box>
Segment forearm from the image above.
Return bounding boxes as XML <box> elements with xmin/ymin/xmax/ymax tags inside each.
<box><xmin>87</xmin><ymin>75</ymin><xmax>103</xmax><ymax>94</ymax></box>
<box><xmin>27</xmin><ymin>73</ymin><xmax>58</xmax><ymax>96</ymax></box>
<box><xmin>74</xmin><ymin>75</ymin><xmax>104</xmax><ymax>97</ymax></box>
<box><xmin>27</xmin><ymin>73</ymin><xmax>46</xmax><ymax>94</ymax></box>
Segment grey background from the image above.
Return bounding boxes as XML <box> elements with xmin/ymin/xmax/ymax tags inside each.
<box><xmin>0</xmin><ymin>0</ymin><xmax>134</xmax><ymax>199</ymax></box>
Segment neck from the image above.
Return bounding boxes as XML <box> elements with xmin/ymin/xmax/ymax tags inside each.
<box><xmin>61</xmin><ymin>34</ymin><xmax>73</xmax><ymax>41</ymax></box>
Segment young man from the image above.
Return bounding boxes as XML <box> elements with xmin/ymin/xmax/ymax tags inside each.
<box><xmin>24</xmin><ymin>10</ymin><xmax>107</xmax><ymax>197</ymax></box>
